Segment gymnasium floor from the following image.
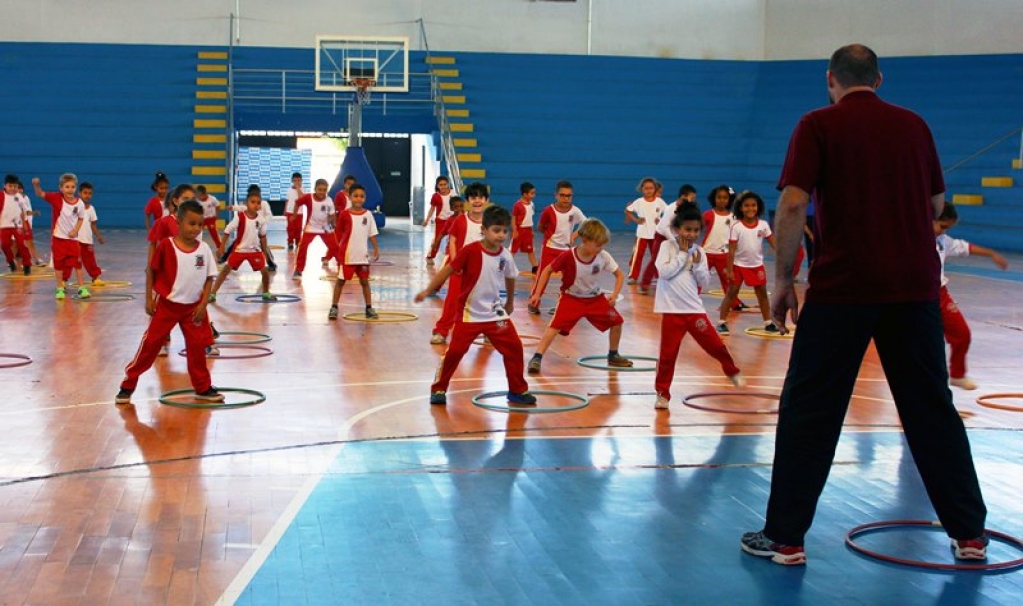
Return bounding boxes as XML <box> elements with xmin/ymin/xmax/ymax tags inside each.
<box><xmin>0</xmin><ymin>218</ymin><xmax>1021</xmax><ymax>605</ymax></box>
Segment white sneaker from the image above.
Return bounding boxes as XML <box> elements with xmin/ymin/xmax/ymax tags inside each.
<box><xmin>158</xmin><ymin>345</ymin><xmax>169</xmax><ymax>357</ymax></box>
<box><xmin>430</xmin><ymin>333</ymin><xmax>446</xmax><ymax>345</ymax></box>
<box><xmin>206</xmin><ymin>345</ymin><xmax>221</xmax><ymax>357</ymax></box>
<box><xmin>655</xmin><ymin>395</ymin><xmax>669</xmax><ymax>410</ymax></box>
<box><xmin>950</xmin><ymin>377</ymin><xmax>977</xmax><ymax>390</ymax></box>
<box><xmin>729</xmin><ymin>373</ymin><xmax>747</xmax><ymax>388</ymax></box>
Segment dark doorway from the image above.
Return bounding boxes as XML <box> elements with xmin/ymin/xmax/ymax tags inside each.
<box><xmin>363</xmin><ymin>137</ymin><xmax>412</xmax><ymax>217</ymax></box>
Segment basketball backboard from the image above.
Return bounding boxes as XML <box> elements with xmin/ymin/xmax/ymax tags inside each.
<box><xmin>315</xmin><ymin>36</ymin><xmax>409</xmax><ymax>93</ymax></box>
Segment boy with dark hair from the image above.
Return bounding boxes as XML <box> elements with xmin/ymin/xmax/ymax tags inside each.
<box><xmin>511</xmin><ymin>181</ymin><xmax>538</xmax><ymax>274</ymax></box>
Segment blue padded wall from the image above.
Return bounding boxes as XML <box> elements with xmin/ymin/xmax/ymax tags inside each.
<box><xmin>236</xmin><ymin>147</ymin><xmax>312</xmax><ymax>202</ymax></box>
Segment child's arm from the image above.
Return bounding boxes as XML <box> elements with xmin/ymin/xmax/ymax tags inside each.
<box><xmin>414</xmin><ymin>264</ymin><xmax>455</xmax><ymax>302</ymax></box>
<box><xmin>970</xmin><ymin>244</ymin><xmax>1009</xmax><ymax>270</ymax></box>
<box><xmin>258</xmin><ymin>234</ymin><xmax>270</xmax><ymax>257</ymax></box>
<box><xmin>31</xmin><ymin>178</ymin><xmax>46</xmax><ymax>199</ymax></box>
<box><xmin>766</xmin><ymin>234</ymin><xmax>776</xmax><ymax>250</ymax></box>
<box><xmin>369</xmin><ymin>235</ymin><xmax>380</xmax><ymax>261</ymax></box>
<box><xmin>607</xmin><ymin>266</ymin><xmax>625</xmax><ymax>307</ymax></box>
<box><xmin>92</xmin><ymin>220</ymin><xmax>104</xmax><ymax>244</ymax></box>
<box><xmin>802</xmin><ymin>224</ymin><xmax>814</xmax><ymax>241</ymax></box>
<box><xmin>726</xmin><ymin>240</ymin><xmax>737</xmax><ymax>280</ymax></box>
<box><xmin>528</xmin><ymin>265</ymin><xmax>556</xmax><ymax>307</ymax></box>
<box><xmin>623</xmin><ymin>207</ymin><xmax>636</xmax><ymax>225</ymax></box>
<box><xmin>145</xmin><ymin>244</ymin><xmax>157</xmax><ymax>316</ymax></box>
<box><xmin>447</xmin><ymin>235</ymin><xmax>458</xmax><ymax>260</ymax></box>
<box><xmin>68</xmin><ymin>216</ymin><xmax>84</xmax><ymax>240</ymax></box>
<box><xmin>656</xmin><ymin>240</ymin><xmax>687</xmax><ymax>281</ymax></box>
<box><xmin>691</xmin><ymin>247</ymin><xmax>711</xmax><ymax>290</ymax></box>
<box><xmin>422</xmin><ymin>204</ymin><xmax>436</xmax><ymax>226</ymax></box>
<box><xmin>504</xmin><ymin>277</ymin><xmax>516</xmax><ymax>316</ymax></box>
<box><xmin>193</xmin><ymin>277</ymin><xmax>214</xmax><ymax>323</ymax></box>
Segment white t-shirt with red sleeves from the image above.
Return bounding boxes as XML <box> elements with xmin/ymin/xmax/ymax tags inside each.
<box><xmin>44</xmin><ymin>193</ymin><xmax>86</xmax><ymax>240</ymax></box>
<box><xmin>334</xmin><ymin>190</ymin><xmax>351</xmax><ymax>213</ymax></box>
<box><xmin>703</xmin><ymin>210</ymin><xmax>735</xmax><ymax>254</ymax></box>
<box><xmin>449</xmin><ymin>242</ymin><xmax>519</xmax><ymax>323</ymax></box>
<box><xmin>936</xmin><ymin>234</ymin><xmax>972</xmax><ymax>287</ymax></box>
<box><xmin>431</xmin><ymin>192</ymin><xmax>453</xmax><ymax>221</ymax></box>
<box><xmin>654</xmin><ymin>201</ymin><xmax>680</xmax><ymax>239</ymax></box>
<box><xmin>77</xmin><ymin>206</ymin><xmax>99</xmax><ymax>245</ymax></box>
<box><xmin>540</xmin><ymin>205</ymin><xmax>586</xmax><ymax>250</ymax></box>
<box><xmin>199</xmin><ymin>195</ymin><xmax>220</xmax><ymax>219</ymax></box>
<box><xmin>296</xmin><ymin>194</ymin><xmax>335</xmax><ymax>234</ymax></box>
<box><xmin>626</xmin><ymin>197</ymin><xmax>667</xmax><ymax>240</ymax></box>
<box><xmin>447</xmin><ymin>214</ymin><xmax>484</xmax><ymax>254</ymax></box>
<box><xmin>0</xmin><ymin>192</ymin><xmax>23</xmax><ymax>228</ymax></box>
<box><xmin>512</xmin><ymin>199</ymin><xmax>535</xmax><ymax>228</ymax></box>
<box><xmin>285</xmin><ymin>187</ymin><xmax>303</xmax><ymax>215</ymax></box>
<box><xmin>17</xmin><ymin>194</ymin><xmax>33</xmax><ymax>227</ymax></box>
<box><xmin>150</xmin><ymin>238</ymin><xmax>217</xmax><ymax>305</ymax></box>
<box><xmin>551</xmin><ymin>248</ymin><xmax>618</xmax><ymax>298</ymax></box>
<box><xmin>729</xmin><ymin>219</ymin><xmax>772</xmax><ymax>268</ymax></box>
<box><xmin>224</xmin><ymin>211</ymin><xmax>267</xmax><ymax>253</ymax></box>
<box><xmin>336</xmin><ymin>209</ymin><xmax>379</xmax><ymax>265</ymax></box>
<box><xmin>654</xmin><ymin>239</ymin><xmax>711</xmax><ymax>314</ymax></box>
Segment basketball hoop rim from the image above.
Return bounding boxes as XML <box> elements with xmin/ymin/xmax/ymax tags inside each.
<box><xmin>352</xmin><ymin>78</ymin><xmax>377</xmax><ymax>90</ymax></box>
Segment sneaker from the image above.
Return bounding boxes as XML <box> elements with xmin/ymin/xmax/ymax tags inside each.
<box><xmin>159</xmin><ymin>345</ymin><xmax>169</xmax><ymax>357</ymax></box>
<box><xmin>287</xmin><ymin>244</ymin><xmax>294</xmax><ymax>251</ymax></box>
<box><xmin>950</xmin><ymin>377</ymin><xmax>977</xmax><ymax>390</ymax></box>
<box><xmin>638</xmin><ymin>286</ymin><xmax>649</xmax><ymax>295</ymax></box>
<box><xmin>6</xmin><ymin>261</ymin><xmax>13</xmax><ymax>271</ymax></box>
<box><xmin>365</xmin><ymin>307</ymin><xmax>379</xmax><ymax>319</ymax></box>
<box><xmin>729</xmin><ymin>373</ymin><xmax>748</xmax><ymax>388</ymax></box>
<box><xmin>716</xmin><ymin>322</ymin><xmax>730</xmax><ymax>336</ymax></box>
<box><xmin>951</xmin><ymin>535</ymin><xmax>989</xmax><ymax>560</ymax></box>
<box><xmin>430</xmin><ymin>391</ymin><xmax>447</xmax><ymax>405</ymax></box>
<box><xmin>321</xmin><ymin>261</ymin><xmax>330</xmax><ymax>269</ymax></box>
<box><xmin>22</xmin><ymin>265</ymin><xmax>30</xmax><ymax>276</ymax></box>
<box><xmin>740</xmin><ymin>531</ymin><xmax>807</xmax><ymax>565</ymax></box>
<box><xmin>208</xmin><ymin>293</ymin><xmax>217</xmax><ymax>303</ymax></box>
<box><xmin>655</xmin><ymin>394</ymin><xmax>669</xmax><ymax>410</ymax></box>
<box><xmin>527</xmin><ymin>356</ymin><xmax>542</xmax><ymax>374</ymax></box>
<box><xmin>115</xmin><ymin>389</ymin><xmax>133</xmax><ymax>405</ymax></box>
<box><xmin>292</xmin><ymin>271</ymin><xmax>302</xmax><ymax>279</ymax></box>
<box><xmin>507</xmin><ymin>391</ymin><xmax>538</xmax><ymax>406</ymax></box>
<box><xmin>211</xmin><ymin>323</ymin><xmax>221</xmax><ymax>340</ymax></box>
<box><xmin>206</xmin><ymin>345</ymin><xmax>221</xmax><ymax>357</ymax></box>
<box><xmin>763</xmin><ymin>322</ymin><xmax>779</xmax><ymax>333</ymax></box>
<box><xmin>733</xmin><ymin>301</ymin><xmax>749</xmax><ymax>311</ymax></box>
<box><xmin>268</xmin><ymin>264</ymin><xmax>277</xmax><ymax>272</ymax></box>
<box><xmin>527</xmin><ymin>305</ymin><xmax>541</xmax><ymax>315</ymax></box>
<box><xmin>627</xmin><ymin>278</ymin><xmax>637</xmax><ymax>285</ymax></box>
<box><xmin>262</xmin><ymin>292</ymin><xmax>278</xmax><ymax>302</ymax></box>
<box><xmin>430</xmin><ymin>333</ymin><xmax>446</xmax><ymax>345</ymax></box>
<box><xmin>91</xmin><ymin>278</ymin><xmax>105</xmax><ymax>287</ymax></box>
<box><xmin>194</xmin><ymin>388</ymin><xmax>225</xmax><ymax>402</ymax></box>
<box><xmin>55</xmin><ymin>287</ymin><xmax>65</xmax><ymax>300</ymax></box>
<box><xmin>607</xmin><ymin>353</ymin><xmax>635</xmax><ymax>368</ymax></box>
<box><xmin>425</xmin><ymin>257</ymin><xmax>435</xmax><ymax>265</ymax></box>
<box><xmin>34</xmin><ymin>260</ymin><xmax>47</xmax><ymax>267</ymax></box>
<box><xmin>77</xmin><ymin>287</ymin><xmax>91</xmax><ymax>299</ymax></box>
<box><xmin>328</xmin><ymin>306</ymin><xmax>339</xmax><ymax>320</ymax></box>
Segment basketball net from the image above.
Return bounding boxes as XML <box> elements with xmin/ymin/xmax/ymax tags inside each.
<box><xmin>353</xmin><ymin>78</ymin><xmax>375</xmax><ymax>106</ymax></box>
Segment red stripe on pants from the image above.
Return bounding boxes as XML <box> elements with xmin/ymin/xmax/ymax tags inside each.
<box><xmin>285</xmin><ymin>214</ymin><xmax>302</xmax><ymax>246</ymax></box>
<box><xmin>432</xmin><ymin>273</ymin><xmax>462</xmax><ymax>337</ymax></box>
<box><xmin>529</xmin><ymin>245</ymin><xmax>565</xmax><ymax>300</ymax></box>
<box><xmin>431</xmin><ymin>319</ymin><xmax>528</xmax><ymax>395</ymax></box>
<box><xmin>0</xmin><ymin>227</ymin><xmax>31</xmax><ymax>268</ymax></box>
<box><xmin>428</xmin><ymin>218</ymin><xmax>449</xmax><ymax>259</ymax></box>
<box><xmin>121</xmin><ymin>298</ymin><xmax>215</xmax><ymax>393</ymax></box>
<box><xmin>295</xmin><ymin>232</ymin><xmax>338</xmax><ymax>272</ymax></box>
<box><xmin>655</xmin><ymin>313</ymin><xmax>740</xmax><ymax>400</ymax></box>
<box><xmin>640</xmin><ymin>233</ymin><xmax>667</xmax><ymax>287</ymax></box>
<box><xmin>80</xmin><ymin>243</ymin><xmax>102</xmax><ymax>279</ymax></box>
<box><xmin>628</xmin><ymin>237</ymin><xmax>653</xmax><ymax>280</ymax></box>
<box><xmin>203</xmin><ymin>218</ymin><xmax>222</xmax><ymax>248</ymax></box>
<box><xmin>940</xmin><ymin>286</ymin><xmax>971</xmax><ymax>379</ymax></box>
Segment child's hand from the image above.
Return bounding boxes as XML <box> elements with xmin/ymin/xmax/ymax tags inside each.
<box><xmin>31</xmin><ymin>178</ymin><xmax>40</xmax><ymax>186</ymax></box>
<box><xmin>992</xmin><ymin>252</ymin><xmax>1009</xmax><ymax>270</ymax></box>
<box><xmin>691</xmin><ymin>248</ymin><xmax>702</xmax><ymax>264</ymax></box>
<box><xmin>504</xmin><ymin>299</ymin><xmax>515</xmax><ymax>316</ymax></box>
<box><xmin>192</xmin><ymin>304</ymin><xmax>208</xmax><ymax>324</ymax></box>
<box><xmin>636</xmin><ymin>217</ymin><xmax>646</xmax><ymax>224</ymax></box>
<box><xmin>372</xmin><ymin>249</ymin><xmax>380</xmax><ymax>262</ymax></box>
<box><xmin>414</xmin><ymin>290</ymin><xmax>429</xmax><ymax>303</ymax></box>
<box><xmin>98</xmin><ymin>236</ymin><xmax>105</xmax><ymax>245</ymax></box>
<box><xmin>605</xmin><ymin>293</ymin><xmax>617</xmax><ymax>307</ymax></box>
<box><xmin>421</xmin><ymin>218</ymin><xmax>429</xmax><ymax>227</ymax></box>
<box><xmin>145</xmin><ymin>296</ymin><xmax>155</xmax><ymax>317</ymax></box>
<box><xmin>528</xmin><ymin>294</ymin><xmax>541</xmax><ymax>308</ymax></box>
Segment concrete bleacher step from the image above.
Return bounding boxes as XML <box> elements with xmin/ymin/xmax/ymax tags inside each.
<box><xmin>952</xmin><ymin>194</ymin><xmax>984</xmax><ymax>206</ymax></box>
<box><xmin>981</xmin><ymin>176</ymin><xmax>1013</xmax><ymax>187</ymax></box>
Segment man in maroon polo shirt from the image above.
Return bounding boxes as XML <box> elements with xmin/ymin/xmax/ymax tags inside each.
<box><xmin>740</xmin><ymin>44</ymin><xmax>988</xmax><ymax>565</ymax></box>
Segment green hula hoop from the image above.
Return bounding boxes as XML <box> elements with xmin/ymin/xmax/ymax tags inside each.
<box><xmin>71</xmin><ymin>293</ymin><xmax>136</xmax><ymax>302</ymax></box>
<box><xmin>577</xmin><ymin>354</ymin><xmax>658</xmax><ymax>372</ymax></box>
<box><xmin>472</xmin><ymin>389</ymin><xmax>589</xmax><ymax>414</ymax></box>
<box><xmin>159</xmin><ymin>387</ymin><xmax>266</xmax><ymax>409</ymax></box>
<box><xmin>215</xmin><ymin>331</ymin><xmax>273</xmax><ymax>345</ymax></box>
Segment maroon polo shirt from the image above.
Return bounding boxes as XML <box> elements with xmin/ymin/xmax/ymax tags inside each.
<box><xmin>778</xmin><ymin>90</ymin><xmax>944</xmax><ymax>304</ymax></box>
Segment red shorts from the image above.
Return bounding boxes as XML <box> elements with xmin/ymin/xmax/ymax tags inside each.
<box><xmin>549</xmin><ymin>293</ymin><xmax>624</xmax><ymax>336</ymax></box>
<box><xmin>51</xmin><ymin>237</ymin><xmax>82</xmax><ymax>272</ymax></box>
<box><xmin>733</xmin><ymin>265</ymin><xmax>767</xmax><ymax>287</ymax></box>
<box><xmin>341</xmin><ymin>264</ymin><xmax>370</xmax><ymax>280</ymax></box>
<box><xmin>512</xmin><ymin>227</ymin><xmax>534</xmax><ymax>253</ymax></box>
<box><xmin>227</xmin><ymin>250</ymin><xmax>266</xmax><ymax>271</ymax></box>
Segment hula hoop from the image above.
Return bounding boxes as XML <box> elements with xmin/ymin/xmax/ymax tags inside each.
<box><xmin>268</xmin><ymin>244</ymin><xmax>285</xmax><ymax>250</ymax></box>
<box><xmin>370</xmin><ymin>260</ymin><xmax>395</xmax><ymax>266</ymax></box>
<box><xmin>518</xmin><ymin>270</ymin><xmax>535</xmax><ymax>277</ymax></box>
<box><xmin>215</xmin><ymin>331</ymin><xmax>273</xmax><ymax>345</ymax></box>
<box><xmin>77</xmin><ymin>280</ymin><xmax>132</xmax><ymax>289</ymax></box>
<box><xmin>320</xmin><ymin>275</ymin><xmax>378</xmax><ymax>282</ymax></box>
<box><xmin>1</xmin><ymin>271</ymin><xmax>55</xmax><ymax>280</ymax></box>
<box><xmin>577</xmin><ymin>354</ymin><xmax>658</xmax><ymax>372</ymax></box>
<box><xmin>975</xmin><ymin>393</ymin><xmax>1023</xmax><ymax>413</ymax></box>
<box><xmin>473</xmin><ymin>334</ymin><xmax>541</xmax><ymax>347</ymax></box>
<box><xmin>235</xmin><ymin>293</ymin><xmax>302</xmax><ymax>303</ymax></box>
<box><xmin>744</xmin><ymin>327</ymin><xmax>794</xmax><ymax>339</ymax></box>
<box><xmin>681</xmin><ymin>391</ymin><xmax>780</xmax><ymax>414</ymax></box>
<box><xmin>0</xmin><ymin>353</ymin><xmax>33</xmax><ymax>369</ymax></box>
<box><xmin>707</xmin><ymin>288</ymin><xmax>767</xmax><ymax>298</ymax></box>
<box><xmin>72</xmin><ymin>293</ymin><xmax>136</xmax><ymax>302</ymax></box>
<box><xmin>177</xmin><ymin>344</ymin><xmax>273</xmax><ymax>359</ymax></box>
<box><xmin>159</xmin><ymin>387</ymin><xmax>266</xmax><ymax>410</ymax></box>
<box><xmin>846</xmin><ymin>520</ymin><xmax>1023</xmax><ymax>572</ymax></box>
<box><xmin>343</xmin><ymin>311</ymin><xmax>418</xmax><ymax>323</ymax></box>
<box><xmin>472</xmin><ymin>390</ymin><xmax>589</xmax><ymax>414</ymax></box>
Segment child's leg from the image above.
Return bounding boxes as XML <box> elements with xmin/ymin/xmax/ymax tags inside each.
<box><xmin>260</xmin><ymin>267</ymin><xmax>271</xmax><ymax>294</ymax></box>
<box><xmin>941</xmin><ymin>287</ymin><xmax>972</xmax><ymax>379</ymax></box>
<box><xmin>754</xmin><ymin>285</ymin><xmax>771</xmax><ymax>321</ymax></box>
<box><xmin>359</xmin><ymin>276</ymin><xmax>372</xmax><ymax>308</ymax></box>
<box><xmin>0</xmin><ymin>230</ymin><xmax>14</xmax><ymax>264</ymax></box>
<box><xmin>320</xmin><ymin>233</ymin><xmax>338</xmax><ymax>263</ymax></box>
<box><xmin>483</xmin><ymin>321</ymin><xmax>529</xmax><ymax>395</ymax></box>
<box><xmin>655</xmin><ymin>314</ymin><xmax>687</xmax><ymax>399</ymax></box>
<box><xmin>608</xmin><ymin>324</ymin><xmax>623</xmax><ymax>352</ymax></box>
<box><xmin>430</xmin><ymin>322</ymin><xmax>482</xmax><ymax>393</ymax></box>
<box><xmin>178</xmin><ymin>311</ymin><xmax>215</xmax><ymax>393</ymax></box>
<box><xmin>432</xmin><ymin>273</ymin><xmax>462</xmax><ymax>337</ymax></box>
<box><xmin>81</xmin><ymin>244</ymin><xmax>101</xmax><ymax>279</ymax></box>
<box><xmin>206</xmin><ymin>219</ymin><xmax>222</xmax><ymax>248</ymax></box>
<box><xmin>295</xmin><ymin>232</ymin><xmax>315</xmax><ymax>272</ymax></box>
<box><xmin>533</xmin><ymin>326</ymin><xmax>560</xmax><ymax>356</ymax></box>
<box><xmin>73</xmin><ymin>266</ymin><xmax>85</xmax><ymax>288</ymax></box>
<box><xmin>331</xmin><ymin>278</ymin><xmax>346</xmax><ymax>306</ymax></box>
<box><xmin>640</xmin><ymin>234</ymin><xmax>665</xmax><ymax>287</ymax></box>
<box><xmin>628</xmin><ymin>238</ymin><xmax>649</xmax><ymax>280</ymax></box>
<box><xmin>688</xmin><ymin>314</ymin><xmax>741</xmax><ymax>377</ymax></box>
<box><xmin>211</xmin><ymin>265</ymin><xmax>232</xmax><ymax>295</ymax></box>
<box><xmin>719</xmin><ymin>282</ymin><xmax>742</xmax><ymax>322</ymax></box>
<box><xmin>120</xmin><ymin>300</ymin><xmax>181</xmax><ymax>391</ymax></box>
<box><xmin>528</xmin><ymin>249</ymin><xmax>537</xmax><ymax>269</ymax></box>
<box><xmin>529</xmin><ymin>247</ymin><xmax>560</xmax><ymax>300</ymax></box>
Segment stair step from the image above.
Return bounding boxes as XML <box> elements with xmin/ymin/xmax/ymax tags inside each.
<box><xmin>196</xmin><ymin>91</ymin><xmax>228</xmax><ymax>100</ymax></box>
<box><xmin>192</xmin><ymin>166</ymin><xmax>226</xmax><ymax>176</ymax></box>
<box><xmin>193</xmin><ymin>150</ymin><xmax>226</xmax><ymax>160</ymax></box>
<box><xmin>442</xmin><ymin>95</ymin><xmax>466</xmax><ymax>105</ymax></box>
<box><xmin>194</xmin><ymin>134</ymin><xmax>227</xmax><ymax>144</ymax></box>
<box><xmin>457</xmin><ymin>153</ymin><xmax>482</xmax><ymax>163</ymax></box>
<box><xmin>198</xmin><ymin>183</ymin><xmax>227</xmax><ymax>194</ymax></box>
<box><xmin>449</xmin><ymin>123</ymin><xmax>474</xmax><ymax>133</ymax></box>
<box><xmin>981</xmin><ymin>176</ymin><xmax>1013</xmax><ymax>187</ymax></box>
<box><xmin>1013</xmin><ymin>158</ymin><xmax>1022</xmax><ymax>169</ymax></box>
<box><xmin>453</xmin><ymin>138</ymin><xmax>477</xmax><ymax>148</ymax></box>
<box><xmin>196</xmin><ymin>77</ymin><xmax>228</xmax><ymax>87</ymax></box>
<box><xmin>446</xmin><ymin>108</ymin><xmax>469</xmax><ymax>118</ymax></box>
<box><xmin>195</xmin><ymin>104</ymin><xmax>227</xmax><ymax>114</ymax></box>
<box><xmin>198</xmin><ymin>51</ymin><xmax>228</xmax><ymax>60</ymax></box>
<box><xmin>194</xmin><ymin>119</ymin><xmax>227</xmax><ymax>129</ymax></box>
<box><xmin>197</xmin><ymin>64</ymin><xmax>228</xmax><ymax>73</ymax></box>
<box><xmin>952</xmin><ymin>194</ymin><xmax>983</xmax><ymax>205</ymax></box>
<box><xmin>431</xmin><ymin>68</ymin><xmax>459</xmax><ymax>78</ymax></box>
<box><xmin>439</xmin><ymin>82</ymin><xmax>463</xmax><ymax>91</ymax></box>
<box><xmin>462</xmin><ymin>168</ymin><xmax>487</xmax><ymax>179</ymax></box>
<box><xmin>425</xmin><ymin>56</ymin><xmax>456</xmax><ymax>65</ymax></box>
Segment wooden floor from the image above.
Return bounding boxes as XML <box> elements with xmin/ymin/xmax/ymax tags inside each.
<box><xmin>0</xmin><ymin>219</ymin><xmax>1021</xmax><ymax>604</ymax></box>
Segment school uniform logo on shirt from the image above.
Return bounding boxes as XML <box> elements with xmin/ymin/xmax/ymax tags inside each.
<box><xmin>362</xmin><ymin>217</ymin><xmax>368</xmax><ymax>226</ymax></box>
<box><xmin>498</xmin><ymin>259</ymin><xmax>507</xmax><ymax>272</ymax></box>
<box><xmin>195</xmin><ymin>255</ymin><xmax>206</xmax><ymax>269</ymax></box>
<box><xmin>591</xmin><ymin>265</ymin><xmax>600</xmax><ymax>275</ymax></box>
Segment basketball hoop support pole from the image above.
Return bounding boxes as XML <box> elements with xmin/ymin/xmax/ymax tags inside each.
<box><xmin>348</xmin><ymin>96</ymin><xmax>364</xmax><ymax>147</ymax></box>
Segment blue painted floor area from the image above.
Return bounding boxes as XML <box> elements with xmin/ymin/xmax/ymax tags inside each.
<box><xmin>238</xmin><ymin>431</ymin><xmax>1023</xmax><ymax>605</ymax></box>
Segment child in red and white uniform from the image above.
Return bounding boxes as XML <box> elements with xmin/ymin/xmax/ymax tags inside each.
<box><xmin>148</xmin><ymin>184</ymin><xmax>194</xmax><ymax>254</ymax></box>
<box><xmin>415</xmin><ymin>203</ymin><xmax>536</xmax><ymax>407</ymax></box>
<box><xmin>333</xmin><ymin>174</ymin><xmax>356</xmax><ymax>213</ymax></box>
<box><xmin>32</xmin><ymin>174</ymin><xmax>86</xmax><ymax>300</ymax></box>
<box><xmin>1</xmin><ymin>174</ymin><xmax>32</xmax><ymax>276</ymax></box>
<box><xmin>526</xmin><ymin>218</ymin><xmax>633</xmax><ymax>373</ymax></box>
<box><xmin>144</xmin><ymin>172</ymin><xmax>169</xmax><ymax>230</ymax></box>
<box><xmin>116</xmin><ymin>200</ymin><xmax>223</xmax><ymax>405</ymax></box>
<box><xmin>329</xmin><ymin>184</ymin><xmax>380</xmax><ymax>320</ymax></box>
<box><xmin>511</xmin><ymin>181</ymin><xmax>538</xmax><ymax>274</ymax></box>
<box><xmin>293</xmin><ymin>179</ymin><xmax>337</xmax><ymax>278</ymax></box>
<box><xmin>228</xmin><ymin>185</ymin><xmax>276</xmax><ymax>271</ymax></box>
<box><xmin>935</xmin><ymin>202</ymin><xmax>1008</xmax><ymax>390</ymax></box>
<box><xmin>423</xmin><ymin>175</ymin><xmax>453</xmax><ymax>264</ymax></box>
<box><xmin>641</xmin><ymin>184</ymin><xmax>697</xmax><ymax>291</ymax></box>
<box><xmin>624</xmin><ymin>177</ymin><xmax>667</xmax><ymax>289</ymax></box>
<box><xmin>702</xmin><ymin>185</ymin><xmax>748</xmax><ymax>311</ymax></box>
<box><xmin>209</xmin><ymin>191</ymin><xmax>277</xmax><ymax>303</ymax></box>
<box><xmin>429</xmin><ymin>187</ymin><xmax>487</xmax><ymax>344</ymax></box>
<box><xmin>16</xmin><ymin>182</ymin><xmax>46</xmax><ymax>267</ymax></box>
<box><xmin>528</xmin><ymin>180</ymin><xmax>587</xmax><ymax>314</ymax></box>
<box><xmin>284</xmin><ymin>172</ymin><xmax>305</xmax><ymax>250</ymax></box>
<box><xmin>76</xmin><ymin>182</ymin><xmax>106</xmax><ymax>287</ymax></box>
<box><xmin>718</xmin><ymin>191</ymin><xmax>777</xmax><ymax>335</ymax></box>
<box><xmin>653</xmin><ymin>201</ymin><xmax>745</xmax><ymax>410</ymax></box>
<box><xmin>196</xmin><ymin>185</ymin><xmax>222</xmax><ymax>249</ymax></box>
